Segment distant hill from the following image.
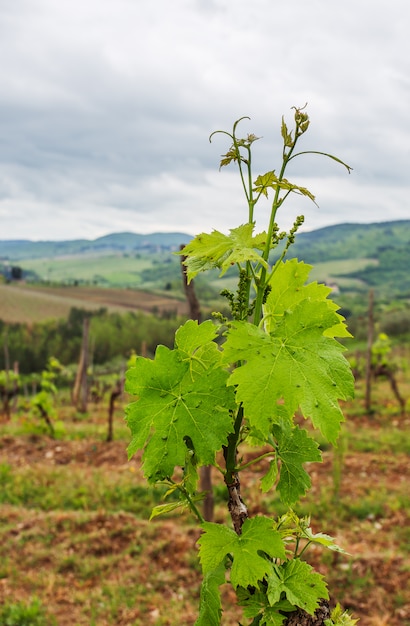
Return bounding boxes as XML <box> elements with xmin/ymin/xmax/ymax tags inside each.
<box><xmin>0</xmin><ymin>231</ymin><xmax>192</xmax><ymax>261</ymax></box>
<box><xmin>290</xmin><ymin>220</ymin><xmax>410</xmax><ymax>262</ymax></box>
<box><xmin>288</xmin><ymin>220</ymin><xmax>410</xmax><ymax>299</ymax></box>
<box><xmin>1</xmin><ymin>221</ymin><xmax>409</xmax><ymax>302</ymax></box>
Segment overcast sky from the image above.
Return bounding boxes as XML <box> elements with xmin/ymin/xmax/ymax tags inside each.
<box><xmin>0</xmin><ymin>0</ymin><xmax>409</xmax><ymax>242</ymax></box>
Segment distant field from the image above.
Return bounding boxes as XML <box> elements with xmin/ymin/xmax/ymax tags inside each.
<box><xmin>0</xmin><ymin>284</ymin><xmax>188</xmax><ymax>324</ymax></box>
<box><xmin>308</xmin><ymin>257</ymin><xmax>379</xmax><ymax>289</ymax></box>
<box><xmin>19</xmin><ymin>253</ymin><xmax>156</xmax><ymax>286</ymax></box>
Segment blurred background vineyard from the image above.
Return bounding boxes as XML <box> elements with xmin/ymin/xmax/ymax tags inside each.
<box><xmin>0</xmin><ymin>221</ymin><xmax>409</xmax><ymax>625</ymax></box>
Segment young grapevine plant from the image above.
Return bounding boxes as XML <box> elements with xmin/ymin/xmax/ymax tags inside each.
<box><xmin>125</xmin><ymin>107</ymin><xmax>356</xmax><ymax>625</ymax></box>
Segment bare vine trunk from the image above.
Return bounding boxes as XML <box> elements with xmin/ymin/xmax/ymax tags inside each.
<box><xmin>283</xmin><ymin>599</ymin><xmax>330</xmax><ymax>625</ymax></box>
<box><xmin>225</xmin><ymin>473</ymin><xmax>248</xmax><ymax>535</ymax></box>
<box><xmin>374</xmin><ymin>364</ymin><xmax>406</xmax><ymax>415</ymax></box>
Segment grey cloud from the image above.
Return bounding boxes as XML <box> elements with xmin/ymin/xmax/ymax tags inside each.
<box><xmin>0</xmin><ymin>0</ymin><xmax>409</xmax><ymax>240</ymax></box>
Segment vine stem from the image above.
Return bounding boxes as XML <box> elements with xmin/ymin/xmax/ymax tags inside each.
<box><xmin>178</xmin><ymin>486</ymin><xmax>205</xmax><ymax>524</ymax></box>
<box><xmin>252</xmin><ymin>138</ymin><xmax>299</xmax><ymax>325</ymax></box>
<box><xmin>235</xmin><ymin>451</ymin><xmax>274</xmax><ymax>472</ymax></box>
<box><xmin>223</xmin><ymin>405</ymin><xmax>249</xmax><ymax>534</ymax></box>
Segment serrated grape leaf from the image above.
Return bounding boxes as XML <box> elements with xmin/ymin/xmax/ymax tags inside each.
<box><xmin>237</xmin><ymin>586</ymin><xmax>268</xmax><ymax>619</ymax></box>
<box><xmin>175</xmin><ymin>319</ymin><xmax>218</xmax><ymax>354</ymax></box>
<box><xmin>260</xmin><ymin>459</ymin><xmax>278</xmax><ymax>493</ymax></box>
<box><xmin>198</xmin><ymin>517</ymin><xmax>286</xmax><ymax>588</ymax></box>
<box><xmin>267</xmin><ymin>560</ymin><xmax>328</xmax><ymax>615</ymax></box>
<box><xmin>149</xmin><ymin>500</ymin><xmax>188</xmax><ymax>520</ymax></box>
<box><xmin>253</xmin><ymin>171</ymin><xmax>279</xmax><ymax>198</ymax></box>
<box><xmin>272</xmin><ymin>422</ymin><xmax>322</xmax><ymax>505</ymax></box>
<box><xmin>326</xmin><ymin>603</ymin><xmax>359</xmax><ymax>625</ymax></box>
<box><xmin>266</xmin><ymin>259</ymin><xmax>352</xmax><ymax>339</ymax></box>
<box><xmin>253</xmin><ymin>172</ymin><xmax>316</xmax><ymax>203</ymax></box>
<box><xmin>219</xmin><ymin>146</ymin><xmax>242</xmax><ymax>168</ymax></box>
<box><xmin>178</xmin><ymin>223</ymin><xmax>269</xmax><ymax>281</ymax></box>
<box><xmin>259</xmin><ymin>601</ymin><xmax>292</xmax><ymax>626</ymax></box>
<box><xmin>264</xmin><ymin>259</ymin><xmax>350</xmax><ymax>338</ymax></box>
<box><xmin>175</xmin><ymin>319</ymin><xmax>222</xmax><ymax>377</ymax></box>
<box><xmin>237</xmin><ymin>586</ymin><xmax>293</xmax><ymax>625</ymax></box>
<box><xmin>281</xmin><ymin>116</ymin><xmax>293</xmax><ymax>148</ymax></box>
<box><xmin>300</xmin><ymin>526</ymin><xmax>348</xmax><ymax>554</ymax></box>
<box><xmin>125</xmin><ymin>344</ymin><xmax>235</xmax><ymax>481</ymax></box>
<box><xmin>223</xmin><ymin>295</ymin><xmax>354</xmax><ymax>444</ymax></box>
<box><xmin>194</xmin><ymin>563</ymin><xmax>225</xmax><ymax>626</ymax></box>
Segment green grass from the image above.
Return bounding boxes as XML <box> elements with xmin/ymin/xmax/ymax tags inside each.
<box><xmin>0</xmin><ymin>597</ymin><xmax>55</xmax><ymax>626</ymax></box>
<box><xmin>0</xmin><ymin>462</ymin><xmax>173</xmax><ymax>517</ymax></box>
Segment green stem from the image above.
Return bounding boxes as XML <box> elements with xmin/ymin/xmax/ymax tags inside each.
<box><xmin>224</xmin><ymin>404</ymin><xmax>244</xmax><ymax>481</ymax></box>
<box><xmin>235</xmin><ymin>451</ymin><xmax>274</xmax><ymax>472</ymax></box>
<box><xmin>296</xmin><ymin>540</ymin><xmax>312</xmax><ymax>559</ymax></box>
<box><xmin>252</xmin><ymin>138</ymin><xmax>299</xmax><ymax>325</ymax></box>
<box><xmin>178</xmin><ymin>485</ymin><xmax>205</xmax><ymax>524</ymax></box>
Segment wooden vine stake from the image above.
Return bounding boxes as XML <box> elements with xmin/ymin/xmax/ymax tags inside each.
<box><xmin>180</xmin><ymin>244</ymin><xmax>214</xmax><ymax>522</ymax></box>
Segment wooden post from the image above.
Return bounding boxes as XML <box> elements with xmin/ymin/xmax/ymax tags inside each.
<box><xmin>107</xmin><ymin>376</ymin><xmax>124</xmax><ymax>442</ymax></box>
<box><xmin>12</xmin><ymin>361</ymin><xmax>19</xmax><ymax>412</ymax></box>
<box><xmin>365</xmin><ymin>289</ymin><xmax>374</xmax><ymax>414</ymax></box>
<box><xmin>180</xmin><ymin>245</ymin><xmax>214</xmax><ymax>522</ymax></box>
<box><xmin>2</xmin><ymin>327</ymin><xmax>10</xmax><ymax>419</ymax></box>
<box><xmin>73</xmin><ymin>317</ymin><xmax>90</xmax><ymax>412</ymax></box>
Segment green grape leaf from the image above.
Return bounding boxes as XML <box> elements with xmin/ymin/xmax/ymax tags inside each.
<box><xmin>265</xmin><ymin>259</ymin><xmax>351</xmax><ymax>338</ymax></box>
<box><xmin>253</xmin><ymin>171</ymin><xmax>279</xmax><ymax>198</ymax></box>
<box><xmin>219</xmin><ymin>146</ymin><xmax>242</xmax><ymax>168</ymax></box>
<box><xmin>237</xmin><ymin>586</ymin><xmax>268</xmax><ymax>620</ymax></box>
<box><xmin>125</xmin><ymin>340</ymin><xmax>235</xmax><ymax>481</ymax></box>
<box><xmin>260</xmin><ymin>607</ymin><xmax>290</xmax><ymax>626</ymax></box>
<box><xmin>260</xmin><ymin>459</ymin><xmax>278</xmax><ymax>493</ymax></box>
<box><xmin>253</xmin><ymin>172</ymin><xmax>316</xmax><ymax>204</ymax></box>
<box><xmin>325</xmin><ymin>603</ymin><xmax>359</xmax><ymax>625</ymax></box>
<box><xmin>281</xmin><ymin>116</ymin><xmax>293</xmax><ymax>148</ymax></box>
<box><xmin>175</xmin><ymin>319</ymin><xmax>218</xmax><ymax>354</ymax></box>
<box><xmin>198</xmin><ymin>517</ymin><xmax>286</xmax><ymax>588</ymax></box>
<box><xmin>238</xmin><ymin>586</ymin><xmax>293</xmax><ymax>625</ymax></box>
<box><xmin>272</xmin><ymin>422</ymin><xmax>322</xmax><ymax>505</ymax></box>
<box><xmin>149</xmin><ymin>500</ymin><xmax>189</xmax><ymax>520</ymax></box>
<box><xmin>267</xmin><ymin>560</ymin><xmax>328</xmax><ymax>615</ymax></box>
<box><xmin>300</xmin><ymin>526</ymin><xmax>348</xmax><ymax>555</ymax></box>
<box><xmin>223</xmin><ymin>314</ymin><xmax>351</xmax><ymax>444</ymax></box>
<box><xmin>175</xmin><ymin>319</ymin><xmax>222</xmax><ymax>376</ymax></box>
<box><xmin>195</xmin><ymin>563</ymin><xmax>225</xmax><ymax>626</ymax></box>
<box><xmin>222</xmin><ymin>263</ymin><xmax>354</xmax><ymax>444</ymax></box>
<box><xmin>178</xmin><ymin>223</ymin><xmax>269</xmax><ymax>281</ymax></box>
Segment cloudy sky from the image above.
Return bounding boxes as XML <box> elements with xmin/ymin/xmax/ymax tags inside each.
<box><xmin>0</xmin><ymin>0</ymin><xmax>409</xmax><ymax>242</ymax></box>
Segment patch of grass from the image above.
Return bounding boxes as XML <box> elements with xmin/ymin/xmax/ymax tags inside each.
<box><xmin>0</xmin><ymin>462</ymin><xmax>175</xmax><ymax>517</ymax></box>
<box><xmin>344</xmin><ymin>426</ymin><xmax>410</xmax><ymax>454</ymax></box>
<box><xmin>0</xmin><ymin>597</ymin><xmax>55</xmax><ymax>626</ymax></box>
<box><xmin>1</xmin><ymin>403</ymin><xmax>130</xmax><ymax>441</ymax></box>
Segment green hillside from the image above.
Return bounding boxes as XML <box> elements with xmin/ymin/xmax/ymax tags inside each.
<box><xmin>288</xmin><ymin>220</ymin><xmax>410</xmax><ymax>300</ymax></box>
<box><xmin>1</xmin><ymin>221</ymin><xmax>409</xmax><ymax>303</ymax></box>
<box><xmin>0</xmin><ymin>231</ymin><xmax>191</xmax><ymax>261</ymax></box>
<box><xmin>290</xmin><ymin>220</ymin><xmax>410</xmax><ymax>262</ymax></box>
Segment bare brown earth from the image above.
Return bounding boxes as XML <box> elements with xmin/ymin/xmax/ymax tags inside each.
<box><xmin>0</xmin><ymin>283</ymin><xmax>188</xmax><ymax>323</ymax></box>
<box><xmin>0</xmin><ymin>429</ymin><xmax>409</xmax><ymax>626</ymax></box>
